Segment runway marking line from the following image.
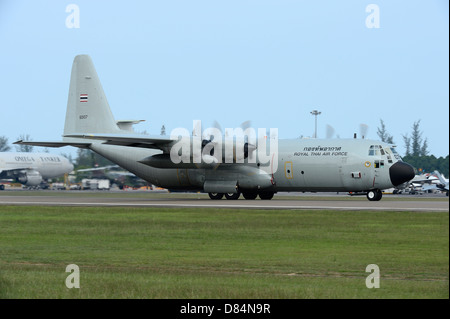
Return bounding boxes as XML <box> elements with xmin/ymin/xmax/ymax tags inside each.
<box><xmin>0</xmin><ymin>201</ymin><xmax>448</xmax><ymax>212</ymax></box>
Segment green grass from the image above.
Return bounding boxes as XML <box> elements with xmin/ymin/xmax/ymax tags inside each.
<box><xmin>0</xmin><ymin>206</ymin><xmax>448</xmax><ymax>298</ymax></box>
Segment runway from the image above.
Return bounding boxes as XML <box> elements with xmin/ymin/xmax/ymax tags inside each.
<box><xmin>0</xmin><ymin>191</ymin><xmax>448</xmax><ymax>212</ymax></box>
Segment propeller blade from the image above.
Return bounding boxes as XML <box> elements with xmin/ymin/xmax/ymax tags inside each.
<box><xmin>192</xmin><ymin>120</ymin><xmax>201</xmax><ymax>137</ymax></box>
<box><xmin>326</xmin><ymin>125</ymin><xmax>335</xmax><ymax>139</ymax></box>
<box><xmin>212</xmin><ymin>120</ymin><xmax>223</xmax><ymax>134</ymax></box>
<box><xmin>359</xmin><ymin>124</ymin><xmax>369</xmax><ymax>139</ymax></box>
<box><xmin>240</xmin><ymin>120</ymin><xmax>252</xmax><ymax>131</ymax></box>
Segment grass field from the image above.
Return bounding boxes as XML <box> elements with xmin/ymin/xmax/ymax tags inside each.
<box><xmin>0</xmin><ymin>205</ymin><xmax>448</xmax><ymax>298</ymax></box>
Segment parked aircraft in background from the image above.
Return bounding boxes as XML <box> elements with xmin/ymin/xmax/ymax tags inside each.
<box><xmin>15</xmin><ymin>55</ymin><xmax>415</xmax><ymax>201</ymax></box>
<box><xmin>398</xmin><ymin>171</ymin><xmax>449</xmax><ymax>196</ymax></box>
<box><xmin>75</xmin><ymin>164</ymin><xmax>147</xmax><ymax>189</ymax></box>
<box><xmin>418</xmin><ymin>171</ymin><xmax>449</xmax><ymax>196</ymax></box>
<box><xmin>434</xmin><ymin>171</ymin><xmax>449</xmax><ymax>196</ymax></box>
<box><xmin>0</xmin><ymin>152</ymin><xmax>73</xmax><ymax>190</ymax></box>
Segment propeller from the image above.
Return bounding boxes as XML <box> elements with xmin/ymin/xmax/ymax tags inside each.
<box><xmin>212</xmin><ymin>120</ymin><xmax>223</xmax><ymax>136</ymax></box>
<box><xmin>192</xmin><ymin>120</ymin><xmax>202</xmax><ymax>137</ymax></box>
<box><xmin>359</xmin><ymin>123</ymin><xmax>369</xmax><ymax>139</ymax></box>
<box><xmin>211</xmin><ymin>120</ymin><xmax>257</xmax><ymax>161</ymax></box>
<box><xmin>326</xmin><ymin>125</ymin><xmax>335</xmax><ymax>139</ymax></box>
<box><xmin>325</xmin><ymin>123</ymin><xmax>370</xmax><ymax>139</ymax></box>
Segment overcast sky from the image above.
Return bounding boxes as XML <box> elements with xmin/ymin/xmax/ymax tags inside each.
<box><xmin>0</xmin><ymin>0</ymin><xmax>448</xmax><ymax>157</ymax></box>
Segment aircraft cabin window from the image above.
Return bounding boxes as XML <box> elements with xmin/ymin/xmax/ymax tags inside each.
<box><xmin>374</xmin><ymin>160</ymin><xmax>385</xmax><ymax>168</ymax></box>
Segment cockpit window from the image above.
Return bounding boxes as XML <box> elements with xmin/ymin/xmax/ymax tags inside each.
<box><xmin>384</xmin><ymin>148</ymin><xmax>393</xmax><ymax>163</ymax></box>
<box><xmin>390</xmin><ymin>147</ymin><xmax>402</xmax><ymax>161</ymax></box>
<box><xmin>368</xmin><ymin>145</ymin><xmax>381</xmax><ymax>156</ymax></box>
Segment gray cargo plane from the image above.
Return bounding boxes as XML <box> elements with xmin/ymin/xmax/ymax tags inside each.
<box><xmin>0</xmin><ymin>152</ymin><xmax>73</xmax><ymax>190</ymax></box>
<box><xmin>15</xmin><ymin>55</ymin><xmax>415</xmax><ymax>201</ymax></box>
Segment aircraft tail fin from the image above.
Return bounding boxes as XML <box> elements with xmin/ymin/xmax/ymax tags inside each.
<box><xmin>63</xmin><ymin>55</ymin><xmax>121</xmax><ymax>140</ymax></box>
<box><xmin>434</xmin><ymin>171</ymin><xmax>447</xmax><ymax>185</ymax></box>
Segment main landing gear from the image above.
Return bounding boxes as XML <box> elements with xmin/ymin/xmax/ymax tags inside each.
<box><xmin>208</xmin><ymin>191</ymin><xmax>274</xmax><ymax>200</ymax></box>
<box><xmin>366</xmin><ymin>189</ymin><xmax>382</xmax><ymax>201</ymax></box>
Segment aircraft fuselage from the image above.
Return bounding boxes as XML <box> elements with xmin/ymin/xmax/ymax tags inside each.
<box><xmin>89</xmin><ymin>137</ymin><xmax>407</xmax><ymax>195</ymax></box>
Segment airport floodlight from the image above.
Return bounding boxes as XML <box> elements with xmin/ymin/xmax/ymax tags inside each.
<box><xmin>310</xmin><ymin>110</ymin><xmax>321</xmax><ymax>138</ymax></box>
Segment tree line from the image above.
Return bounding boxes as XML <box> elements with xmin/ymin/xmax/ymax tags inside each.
<box><xmin>377</xmin><ymin>119</ymin><xmax>448</xmax><ymax>177</ymax></box>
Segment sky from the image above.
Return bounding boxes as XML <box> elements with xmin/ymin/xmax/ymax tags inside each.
<box><xmin>0</xmin><ymin>0</ymin><xmax>448</xmax><ymax>158</ymax></box>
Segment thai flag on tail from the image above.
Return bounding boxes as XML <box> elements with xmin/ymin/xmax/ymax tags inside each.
<box><xmin>80</xmin><ymin>94</ymin><xmax>88</xmax><ymax>102</ymax></box>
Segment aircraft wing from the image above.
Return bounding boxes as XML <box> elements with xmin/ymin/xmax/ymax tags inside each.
<box><xmin>76</xmin><ymin>165</ymin><xmax>120</xmax><ymax>172</ymax></box>
<box><xmin>14</xmin><ymin>140</ymin><xmax>92</xmax><ymax>149</ymax></box>
<box><xmin>421</xmin><ymin>184</ymin><xmax>438</xmax><ymax>192</ymax></box>
<box><xmin>1</xmin><ymin>167</ymin><xmax>32</xmax><ymax>173</ymax></box>
<box><xmin>409</xmin><ymin>175</ymin><xmax>432</xmax><ymax>183</ymax></box>
<box><xmin>64</xmin><ymin>133</ymin><xmax>175</xmax><ymax>151</ymax></box>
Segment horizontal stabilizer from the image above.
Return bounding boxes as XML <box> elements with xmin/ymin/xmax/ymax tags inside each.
<box><xmin>116</xmin><ymin>120</ymin><xmax>146</xmax><ymax>132</ymax></box>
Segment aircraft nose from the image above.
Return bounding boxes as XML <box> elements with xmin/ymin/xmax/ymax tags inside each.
<box><xmin>389</xmin><ymin>161</ymin><xmax>415</xmax><ymax>186</ymax></box>
<box><xmin>67</xmin><ymin>161</ymin><xmax>74</xmax><ymax>172</ymax></box>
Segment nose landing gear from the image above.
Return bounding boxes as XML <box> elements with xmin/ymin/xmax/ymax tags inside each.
<box><xmin>366</xmin><ymin>189</ymin><xmax>382</xmax><ymax>201</ymax></box>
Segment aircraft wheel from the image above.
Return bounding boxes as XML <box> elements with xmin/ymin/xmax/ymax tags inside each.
<box><xmin>376</xmin><ymin>190</ymin><xmax>383</xmax><ymax>200</ymax></box>
<box><xmin>242</xmin><ymin>192</ymin><xmax>258</xmax><ymax>200</ymax></box>
<box><xmin>208</xmin><ymin>192</ymin><xmax>224</xmax><ymax>200</ymax></box>
<box><xmin>367</xmin><ymin>189</ymin><xmax>382</xmax><ymax>201</ymax></box>
<box><xmin>0</xmin><ymin>184</ymin><xmax>4</xmax><ymax>191</ymax></box>
<box><xmin>259</xmin><ymin>192</ymin><xmax>274</xmax><ymax>200</ymax></box>
<box><xmin>225</xmin><ymin>192</ymin><xmax>240</xmax><ymax>200</ymax></box>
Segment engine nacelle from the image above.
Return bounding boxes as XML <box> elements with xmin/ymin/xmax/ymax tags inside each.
<box><xmin>17</xmin><ymin>170</ymin><xmax>43</xmax><ymax>186</ymax></box>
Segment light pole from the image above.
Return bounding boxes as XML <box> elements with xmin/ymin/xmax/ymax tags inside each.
<box><xmin>310</xmin><ymin>110</ymin><xmax>321</xmax><ymax>138</ymax></box>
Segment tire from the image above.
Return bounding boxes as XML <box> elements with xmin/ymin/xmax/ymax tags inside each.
<box><xmin>367</xmin><ymin>189</ymin><xmax>382</xmax><ymax>201</ymax></box>
<box><xmin>259</xmin><ymin>192</ymin><xmax>274</xmax><ymax>200</ymax></box>
<box><xmin>208</xmin><ymin>192</ymin><xmax>224</xmax><ymax>200</ymax></box>
<box><xmin>242</xmin><ymin>192</ymin><xmax>258</xmax><ymax>200</ymax></box>
<box><xmin>225</xmin><ymin>192</ymin><xmax>240</xmax><ymax>200</ymax></box>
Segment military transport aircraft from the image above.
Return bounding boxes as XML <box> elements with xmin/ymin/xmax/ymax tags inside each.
<box><xmin>0</xmin><ymin>152</ymin><xmax>73</xmax><ymax>190</ymax></box>
<box><xmin>15</xmin><ymin>55</ymin><xmax>415</xmax><ymax>201</ymax></box>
